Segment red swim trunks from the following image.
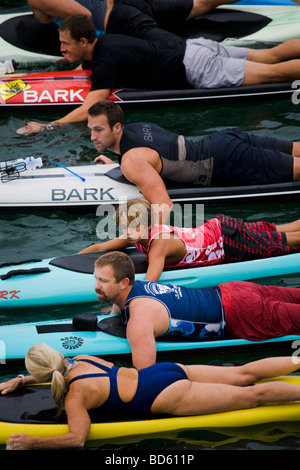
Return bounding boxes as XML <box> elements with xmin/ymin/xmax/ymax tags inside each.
<box><xmin>219</xmin><ymin>281</ymin><xmax>300</xmax><ymax>341</ymax></box>
<box><xmin>215</xmin><ymin>214</ymin><xmax>290</xmax><ymax>262</ymax></box>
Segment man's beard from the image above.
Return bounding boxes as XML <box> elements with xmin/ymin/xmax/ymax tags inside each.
<box><xmin>96</xmin><ymin>290</ymin><xmax>111</xmax><ymax>304</ymax></box>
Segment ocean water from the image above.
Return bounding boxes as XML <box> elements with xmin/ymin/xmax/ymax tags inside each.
<box><xmin>0</xmin><ymin>0</ymin><xmax>300</xmax><ymax>454</ymax></box>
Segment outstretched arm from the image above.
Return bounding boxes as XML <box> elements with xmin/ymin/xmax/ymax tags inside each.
<box><xmin>78</xmin><ymin>236</ymin><xmax>132</xmax><ymax>254</ymax></box>
<box><xmin>6</xmin><ymin>392</ymin><xmax>91</xmax><ymax>449</ymax></box>
<box><xmin>17</xmin><ymin>89</ymin><xmax>110</xmax><ymax>135</ymax></box>
<box><xmin>0</xmin><ymin>374</ymin><xmax>36</xmax><ymax>395</ymax></box>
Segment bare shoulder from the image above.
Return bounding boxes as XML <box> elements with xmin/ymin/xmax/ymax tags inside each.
<box><xmin>128</xmin><ymin>296</ymin><xmax>169</xmax><ymax>325</ymax></box>
<box><xmin>73</xmin><ymin>354</ymin><xmax>114</xmax><ymax>367</ymax></box>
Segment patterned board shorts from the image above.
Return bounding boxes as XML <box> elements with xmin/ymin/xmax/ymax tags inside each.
<box><xmin>216</xmin><ymin>214</ymin><xmax>290</xmax><ymax>262</ymax></box>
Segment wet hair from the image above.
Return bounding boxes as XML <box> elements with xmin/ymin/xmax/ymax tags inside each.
<box><xmin>25</xmin><ymin>343</ymin><xmax>67</xmax><ymax>415</ymax></box>
<box><xmin>94</xmin><ymin>251</ymin><xmax>135</xmax><ymax>285</ymax></box>
<box><xmin>59</xmin><ymin>14</ymin><xmax>97</xmax><ymax>43</ymax></box>
<box><xmin>116</xmin><ymin>198</ymin><xmax>153</xmax><ymax>229</ymax></box>
<box><xmin>88</xmin><ymin>101</ymin><xmax>124</xmax><ymax>129</ymax></box>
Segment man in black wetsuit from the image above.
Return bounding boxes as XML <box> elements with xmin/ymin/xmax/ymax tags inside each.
<box><xmin>86</xmin><ymin>102</ymin><xmax>300</xmax><ymax>217</ymax></box>
<box><xmin>17</xmin><ymin>15</ymin><xmax>300</xmax><ymax>136</ymax></box>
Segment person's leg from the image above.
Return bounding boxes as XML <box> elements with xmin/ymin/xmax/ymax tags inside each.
<box><xmin>239</xmin><ymin>218</ymin><xmax>300</xmax><ymax>252</ymax></box>
<box><xmin>242</xmin><ymin>59</ymin><xmax>300</xmax><ymax>86</ymax></box>
<box><xmin>108</xmin><ymin>0</ymin><xmax>246</xmax><ymax>26</ymax></box>
<box><xmin>222</xmin><ymin>282</ymin><xmax>300</xmax><ymax>340</ymax></box>
<box><xmin>217</xmin><ymin>212</ymin><xmax>291</xmax><ymax>261</ymax></box>
<box><xmin>182</xmin><ymin>356</ymin><xmax>300</xmax><ymax>386</ymax></box>
<box><xmin>276</xmin><ymin>219</ymin><xmax>300</xmax><ymax>234</ymax></box>
<box><xmin>275</xmin><ymin>219</ymin><xmax>300</xmax><ymax>251</ymax></box>
<box><xmin>293</xmin><ymin>158</ymin><xmax>300</xmax><ymax>181</ymax></box>
<box><xmin>105</xmin><ymin>0</ymin><xmax>183</xmax><ymax>42</ymax></box>
<box><xmin>248</xmin><ymin>39</ymin><xmax>300</xmax><ymax>64</ymax></box>
<box><xmin>151</xmin><ymin>357</ymin><xmax>300</xmax><ymax>416</ymax></box>
<box><xmin>257</xmin><ymin>284</ymin><xmax>300</xmax><ymax>304</ymax></box>
<box><xmin>166</xmin><ymin>380</ymin><xmax>300</xmax><ymax>415</ymax></box>
<box><xmin>292</xmin><ymin>142</ymin><xmax>300</xmax><ymax>157</ymax></box>
<box><xmin>286</xmin><ymin>231</ymin><xmax>300</xmax><ymax>252</ymax></box>
<box><xmin>242</xmin><ymin>40</ymin><xmax>300</xmax><ymax>85</ymax></box>
<box><xmin>272</xmin><ymin>219</ymin><xmax>300</xmax><ymax>252</ymax></box>
<box><xmin>245</xmin><ymin>135</ymin><xmax>300</xmax><ymax>182</ymax></box>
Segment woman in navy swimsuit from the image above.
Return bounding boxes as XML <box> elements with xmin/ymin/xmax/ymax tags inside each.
<box><xmin>2</xmin><ymin>343</ymin><xmax>300</xmax><ymax>449</ymax></box>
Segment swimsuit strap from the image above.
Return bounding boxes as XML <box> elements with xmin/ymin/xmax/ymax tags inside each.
<box><xmin>68</xmin><ymin>359</ymin><xmax>118</xmax><ymax>386</ymax></box>
<box><xmin>77</xmin><ymin>358</ymin><xmax>112</xmax><ymax>372</ymax></box>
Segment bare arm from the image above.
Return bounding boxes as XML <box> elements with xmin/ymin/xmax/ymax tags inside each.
<box><xmin>17</xmin><ymin>89</ymin><xmax>110</xmax><ymax>135</ymax></box>
<box><xmin>6</xmin><ymin>392</ymin><xmax>91</xmax><ymax>450</ymax></box>
<box><xmin>145</xmin><ymin>240</ymin><xmax>168</xmax><ymax>282</ymax></box>
<box><xmin>27</xmin><ymin>0</ymin><xmax>92</xmax><ymax>23</ymax></box>
<box><xmin>54</xmin><ymin>89</ymin><xmax>111</xmax><ymax>125</ymax></box>
<box><xmin>78</xmin><ymin>235</ymin><xmax>132</xmax><ymax>254</ymax></box>
<box><xmin>126</xmin><ymin>298</ymin><xmax>170</xmax><ymax>370</ymax></box>
<box><xmin>126</xmin><ymin>315</ymin><xmax>158</xmax><ymax>370</ymax></box>
<box><xmin>146</xmin><ymin>235</ymin><xmax>187</xmax><ymax>281</ymax></box>
<box><xmin>120</xmin><ymin>148</ymin><xmax>173</xmax><ymax>223</ymax></box>
<box><xmin>0</xmin><ymin>375</ymin><xmax>36</xmax><ymax>395</ymax></box>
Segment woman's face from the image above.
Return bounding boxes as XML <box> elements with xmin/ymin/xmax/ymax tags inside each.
<box><xmin>119</xmin><ymin>213</ymin><xmax>149</xmax><ymax>242</ymax></box>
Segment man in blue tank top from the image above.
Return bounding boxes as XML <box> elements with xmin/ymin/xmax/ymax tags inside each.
<box><xmin>93</xmin><ymin>252</ymin><xmax>300</xmax><ymax>370</ymax></box>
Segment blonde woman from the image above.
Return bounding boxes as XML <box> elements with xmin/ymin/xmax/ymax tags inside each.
<box><xmin>2</xmin><ymin>343</ymin><xmax>300</xmax><ymax>450</ymax></box>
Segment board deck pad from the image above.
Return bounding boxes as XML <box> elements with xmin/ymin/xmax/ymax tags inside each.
<box><xmin>1</xmin><ymin>376</ymin><xmax>300</xmax><ymax>441</ymax></box>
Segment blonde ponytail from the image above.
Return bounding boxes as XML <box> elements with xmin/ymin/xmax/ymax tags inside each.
<box><xmin>25</xmin><ymin>343</ymin><xmax>67</xmax><ymax>415</ymax></box>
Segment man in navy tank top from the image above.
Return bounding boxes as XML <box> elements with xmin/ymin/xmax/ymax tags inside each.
<box><xmin>93</xmin><ymin>251</ymin><xmax>300</xmax><ymax>370</ymax></box>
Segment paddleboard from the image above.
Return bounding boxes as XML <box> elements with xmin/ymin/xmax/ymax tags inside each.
<box><xmin>0</xmin><ymin>13</ymin><xmax>61</xmax><ymax>63</ymax></box>
<box><xmin>0</xmin><ymin>247</ymin><xmax>299</xmax><ymax>309</ymax></box>
<box><xmin>0</xmin><ymin>6</ymin><xmax>297</xmax><ymax>63</ymax></box>
<box><xmin>1</xmin><ymin>7</ymin><xmax>300</xmax><ymax>109</ymax></box>
<box><xmin>1</xmin><ymin>375</ymin><xmax>300</xmax><ymax>445</ymax></box>
<box><xmin>0</xmin><ymin>68</ymin><xmax>296</xmax><ymax>110</ymax></box>
<box><xmin>237</xmin><ymin>0</ymin><xmax>298</xmax><ymax>6</ymax></box>
<box><xmin>0</xmin><ymin>312</ymin><xmax>300</xmax><ymax>365</ymax></box>
<box><xmin>0</xmin><ymin>162</ymin><xmax>299</xmax><ymax>212</ymax></box>
<box><xmin>221</xmin><ymin>5</ymin><xmax>300</xmax><ymax>45</ymax></box>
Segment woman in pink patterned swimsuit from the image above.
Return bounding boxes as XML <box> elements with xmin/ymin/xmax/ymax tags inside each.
<box><xmin>80</xmin><ymin>198</ymin><xmax>300</xmax><ymax>282</ymax></box>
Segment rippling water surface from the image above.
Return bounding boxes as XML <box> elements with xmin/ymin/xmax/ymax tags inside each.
<box><xmin>0</xmin><ymin>0</ymin><xmax>300</xmax><ymax>453</ymax></box>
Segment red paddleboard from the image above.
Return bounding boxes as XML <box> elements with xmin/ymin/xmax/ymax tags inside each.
<box><xmin>0</xmin><ymin>68</ymin><xmax>296</xmax><ymax>110</ymax></box>
<box><xmin>0</xmin><ymin>69</ymin><xmax>122</xmax><ymax>108</ymax></box>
